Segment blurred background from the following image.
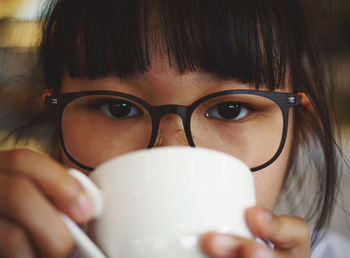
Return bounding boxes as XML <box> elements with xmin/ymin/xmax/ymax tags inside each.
<box><xmin>0</xmin><ymin>0</ymin><xmax>349</xmax><ymax>238</ymax></box>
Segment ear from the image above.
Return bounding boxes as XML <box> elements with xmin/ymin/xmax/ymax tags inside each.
<box><xmin>298</xmin><ymin>92</ymin><xmax>314</xmax><ymax>112</ymax></box>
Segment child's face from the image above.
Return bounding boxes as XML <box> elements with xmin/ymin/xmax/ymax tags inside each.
<box><xmin>60</xmin><ymin>57</ymin><xmax>293</xmax><ymax>210</ymax></box>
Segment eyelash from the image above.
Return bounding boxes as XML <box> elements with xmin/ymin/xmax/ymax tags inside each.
<box><xmin>205</xmin><ymin>102</ymin><xmax>255</xmax><ymax>121</ymax></box>
<box><xmin>87</xmin><ymin>98</ymin><xmax>142</xmax><ymax>118</ymax></box>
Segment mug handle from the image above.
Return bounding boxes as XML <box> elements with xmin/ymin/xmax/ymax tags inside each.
<box><xmin>59</xmin><ymin>169</ymin><xmax>106</xmax><ymax>258</ymax></box>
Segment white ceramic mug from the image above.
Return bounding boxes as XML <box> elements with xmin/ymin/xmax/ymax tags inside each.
<box><xmin>66</xmin><ymin>146</ymin><xmax>256</xmax><ymax>258</ymax></box>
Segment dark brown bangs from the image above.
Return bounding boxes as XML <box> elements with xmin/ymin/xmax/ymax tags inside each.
<box><xmin>40</xmin><ymin>0</ymin><xmax>312</xmax><ymax>92</ymax></box>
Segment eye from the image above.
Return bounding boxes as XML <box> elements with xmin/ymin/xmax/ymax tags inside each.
<box><xmin>205</xmin><ymin>102</ymin><xmax>249</xmax><ymax>121</ymax></box>
<box><xmin>101</xmin><ymin>99</ymin><xmax>142</xmax><ymax>118</ymax></box>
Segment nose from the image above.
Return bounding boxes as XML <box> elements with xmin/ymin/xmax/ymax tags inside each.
<box><xmin>154</xmin><ymin>114</ymin><xmax>189</xmax><ymax>147</ymax></box>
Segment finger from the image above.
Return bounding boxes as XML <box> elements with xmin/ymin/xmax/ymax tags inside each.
<box><xmin>200</xmin><ymin>232</ymin><xmax>275</xmax><ymax>258</ymax></box>
<box><xmin>0</xmin><ymin>173</ymin><xmax>75</xmax><ymax>257</ymax></box>
<box><xmin>0</xmin><ymin>149</ymin><xmax>93</xmax><ymax>222</ymax></box>
<box><xmin>0</xmin><ymin>217</ymin><xmax>36</xmax><ymax>258</ymax></box>
<box><xmin>246</xmin><ymin>207</ymin><xmax>311</xmax><ymax>252</ymax></box>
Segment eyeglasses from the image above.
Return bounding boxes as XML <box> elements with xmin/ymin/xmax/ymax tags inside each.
<box><xmin>45</xmin><ymin>90</ymin><xmax>301</xmax><ymax>171</ymax></box>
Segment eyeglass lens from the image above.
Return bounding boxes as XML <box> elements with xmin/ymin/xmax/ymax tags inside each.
<box><xmin>61</xmin><ymin>93</ymin><xmax>283</xmax><ymax>169</ymax></box>
<box><xmin>190</xmin><ymin>94</ymin><xmax>283</xmax><ymax>168</ymax></box>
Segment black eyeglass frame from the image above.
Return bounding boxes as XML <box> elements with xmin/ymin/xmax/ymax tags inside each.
<box><xmin>45</xmin><ymin>90</ymin><xmax>301</xmax><ymax>172</ymax></box>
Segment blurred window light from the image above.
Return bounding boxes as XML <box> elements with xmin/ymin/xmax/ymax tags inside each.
<box><xmin>15</xmin><ymin>0</ymin><xmax>47</xmax><ymax>20</ymax></box>
<box><xmin>0</xmin><ymin>0</ymin><xmax>25</xmax><ymax>18</ymax></box>
<box><xmin>0</xmin><ymin>0</ymin><xmax>48</xmax><ymax>20</ymax></box>
<box><xmin>0</xmin><ymin>20</ymin><xmax>41</xmax><ymax>48</ymax></box>
<box><xmin>0</xmin><ymin>0</ymin><xmax>48</xmax><ymax>48</ymax></box>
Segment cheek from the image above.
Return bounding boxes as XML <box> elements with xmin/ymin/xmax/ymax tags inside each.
<box><xmin>61</xmin><ymin>147</ymin><xmax>91</xmax><ymax>175</ymax></box>
<box><xmin>253</xmin><ymin>110</ymin><xmax>294</xmax><ymax>209</ymax></box>
<box><xmin>253</xmin><ymin>157</ymin><xmax>289</xmax><ymax>209</ymax></box>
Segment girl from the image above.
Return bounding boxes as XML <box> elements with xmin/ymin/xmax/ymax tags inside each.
<box><xmin>0</xmin><ymin>0</ymin><xmax>348</xmax><ymax>257</ymax></box>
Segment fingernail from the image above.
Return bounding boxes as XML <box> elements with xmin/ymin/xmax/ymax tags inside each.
<box><xmin>73</xmin><ymin>194</ymin><xmax>93</xmax><ymax>220</ymax></box>
<box><xmin>211</xmin><ymin>234</ymin><xmax>237</xmax><ymax>256</ymax></box>
<box><xmin>254</xmin><ymin>247</ymin><xmax>275</xmax><ymax>258</ymax></box>
<box><xmin>258</xmin><ymin>209</ymin><xmax>273</xmax><ymax>224</ymax></box>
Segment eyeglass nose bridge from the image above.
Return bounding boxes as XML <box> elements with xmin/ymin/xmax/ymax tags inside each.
<box><xmin>148</xmin><ymin>104</ymin><xmax>194</xmax><ymax>148</ymax></box>
<box><xmin>155</xmin><ymin>104</ymin><xmax>188</xmax><ymax>117</ymax></box>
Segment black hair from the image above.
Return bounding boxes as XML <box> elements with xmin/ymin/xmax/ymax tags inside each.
<box><xmin>6</xmin><ymin>0</ymin><xmax>342</xmax><ymax>248</ymax></box>
<box><xmin>41</xmin><ymin>0</ymin><xmax>311</xmax><ymax>92</ymax></box>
